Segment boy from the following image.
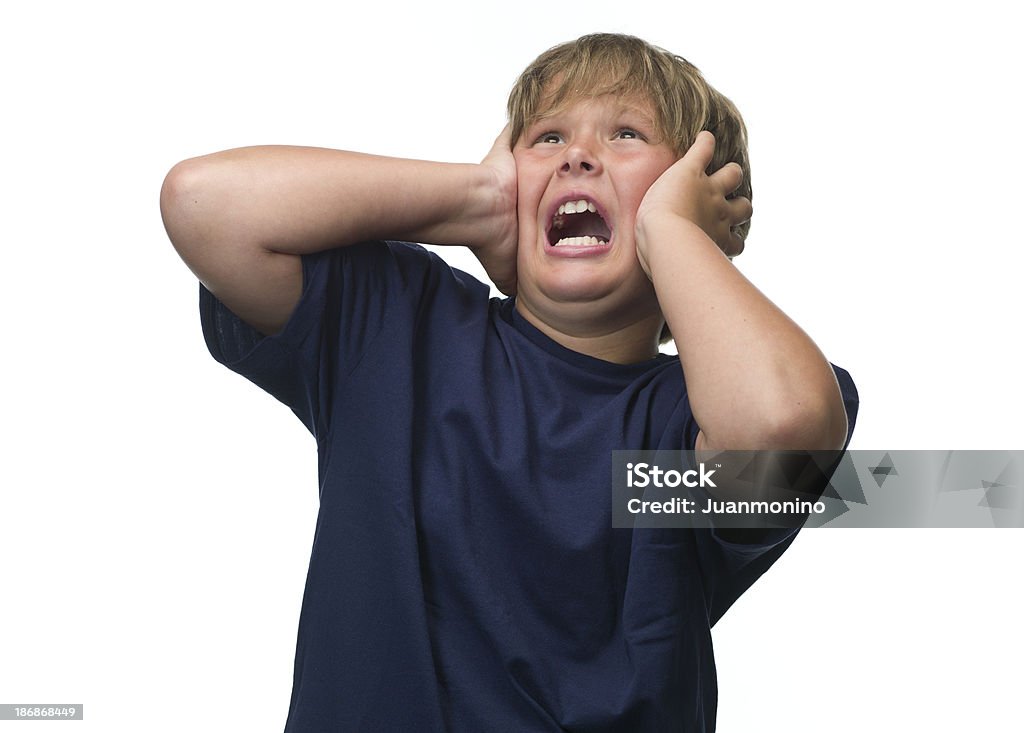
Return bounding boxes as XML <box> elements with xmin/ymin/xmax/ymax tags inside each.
<box><xmin>161</xmin><ymin>33</ymin><xmax>857</xmax><ymax>732</ymax></box>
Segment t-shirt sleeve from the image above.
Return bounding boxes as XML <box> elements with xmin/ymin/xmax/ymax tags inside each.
<box><xmin>695</xmin><ymin>362</ymin><xmax>860</xmax><ymax>625</ymax></box>
<box><xmin>198</xmin><ymin>241</ymin><xmax>430</xmax><ymax>441</ymax></box>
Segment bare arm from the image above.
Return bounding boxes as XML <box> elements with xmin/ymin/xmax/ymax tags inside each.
<box><xmin>635</xmin><ymin>132</ymin><xmax>848</xmax><ymax>452</ymax></box>
<box><xmin>160</xmin><ymin>131</ymin><xmax>517</xmax><ymax>335</ymax></box>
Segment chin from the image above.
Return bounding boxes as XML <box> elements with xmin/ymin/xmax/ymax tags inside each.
<box><xmin>531</xmin><ymin>269</ymin><xmax>658</xmax><ymax>319</ymax></box>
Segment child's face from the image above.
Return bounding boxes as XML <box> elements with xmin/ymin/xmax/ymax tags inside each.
<box><xmin>512</xmin><ymin>93</ymin><xmax>679</xmax><ymax>330</ymax></box>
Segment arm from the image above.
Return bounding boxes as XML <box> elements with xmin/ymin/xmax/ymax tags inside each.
<box><xmin>635</xmin><ymin>132</ymin><xmax>848</xmax><ymax>452</ymax></box>
<box><xmin>160</xmin><ymin>130</ymin><xmax>518</xmax><ymax>335</ymax></box>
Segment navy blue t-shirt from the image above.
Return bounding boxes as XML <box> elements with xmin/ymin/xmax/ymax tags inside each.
<box><xmin>200</xmin><ymin>241</ymin><xmax>858</xmax><ymax>732</ymax></box>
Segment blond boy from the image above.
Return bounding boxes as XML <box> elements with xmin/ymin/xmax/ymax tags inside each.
<box><xmin>162</xmin><ymin>33</ymin><xmax>857</xmax><ymax>733</ymax></box>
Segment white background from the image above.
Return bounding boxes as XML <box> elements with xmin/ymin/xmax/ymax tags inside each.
<box><xmin>2</xmin><ymin>1</ymin><xmax>1021</xmax><ymax>730</ymax></box>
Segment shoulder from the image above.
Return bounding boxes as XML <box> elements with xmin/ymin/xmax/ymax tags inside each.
<box><xmin>336</xmin><ymin>240</ymin><xmax>491</xmax><ymax>299</ymax></box>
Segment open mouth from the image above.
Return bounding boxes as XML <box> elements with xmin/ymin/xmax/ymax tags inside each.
<box><xmin>547</xmin><ymin>198</ymin><xmax>612</xmax><ymax>247</ymax></box>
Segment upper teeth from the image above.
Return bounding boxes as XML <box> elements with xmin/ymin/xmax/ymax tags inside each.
<box><xmin>558</xmin><ymin>199</ymin><xmax>598</xmax><ymax>215</ymax></box>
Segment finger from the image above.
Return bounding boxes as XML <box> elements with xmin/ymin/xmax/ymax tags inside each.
<box><xmin>727</xmin><ymin>196</ymin><xmax>753</xmax><ymax>227</ymax></box>
<box><xmin>719</xmin><ymin>221</ymin><xmax>747</xmax><ymax>257</ymax></box>
<box><xmin>497</xmin><ymin>275</ymin><xmax>517</xmax><ymax>296</ymax></box>
<box><xmin>723</xmin><ymin>233</ymin><xmax>746</xmax><ymax>259</ymax></box>
<box><xmin>713</xmin><ymin>161</ymin><xmax>744</xmax><ymax>195</ymax></box>
<box><xmin>683</xmin><ymin>130</ymin><xmax>716</xmax><ymax>171</ymax></box>
<box><xmin>484</xmin><ymin>124</ymin><xmax>513</xmax><ymax>161</ymax></box>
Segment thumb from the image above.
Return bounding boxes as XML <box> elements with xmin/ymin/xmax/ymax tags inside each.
<box><xmin>684</xmin><ymin>130</ymin><xmax>716</xmax><ymax>170</ymax></box>
<box><xmin>484</xmin><ymin>124</ymin><xmax>513</xmax><ymax>161</ymax></box>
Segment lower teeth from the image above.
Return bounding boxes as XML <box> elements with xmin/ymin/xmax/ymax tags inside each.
<box><xmin>555</xmin><ymin>236</ymin><xmax>607</xmax><ymax>247</ymax></box>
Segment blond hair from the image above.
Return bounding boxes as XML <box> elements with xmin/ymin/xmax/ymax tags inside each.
<box><xmin>508</xmin><ymin>34</ymin><xmax>752</xmax><ymax>343</ymax></box>
<box><xmin>507</xmin><ymin>33</ymin><xmax>751</xmax><ymax>245</ymax></box>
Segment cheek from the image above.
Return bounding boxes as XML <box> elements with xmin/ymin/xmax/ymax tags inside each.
<box><xmin>620</xmin><ymin>185</ymin><xmax>654</xmax><ymax>219</ymax></box>
<box><xmin>626</xmin><ymin>172</ymin><xmax>670</xmax><ymax>211</ymax></box>
<box><xmin>620</xmin><ymin>160</ymin><xmax>671</xmax><ymax>206</ymax></box>
<box><xmin>514</xmin><ymin>173</ymin><xmax>548</xmax><ymax>233</ymax></box>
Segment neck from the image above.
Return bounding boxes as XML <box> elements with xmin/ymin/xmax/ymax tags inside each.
<box><xmin>514</xmin><ymin>297</ymin><xmax>664</xmax><ymax>364</ymax></box>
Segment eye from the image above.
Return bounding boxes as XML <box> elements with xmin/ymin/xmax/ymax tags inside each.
<box><xmin>615</xmin><ymin>128</ymin><xmax>645</xmax><ymax>141</ymax></box>
<box><xmin>534</xmin><ymin>131</ymin><xmax>564</xmax><ymax>145</ymax></box>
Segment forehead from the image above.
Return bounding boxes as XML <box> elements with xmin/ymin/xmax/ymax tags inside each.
<box><xmin>531</xmin><ymin>91</ymin><xmax>659</xmax><ymax>126</ymax></box>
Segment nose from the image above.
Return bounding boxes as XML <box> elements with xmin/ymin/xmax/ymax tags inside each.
<box><xmin>559</xmin><ymin>138</ymin><xmax>602</xmax><ymax>176</ymax></box>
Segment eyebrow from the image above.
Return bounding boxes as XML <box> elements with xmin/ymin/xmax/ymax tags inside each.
<box><xmin>610</xmin><ymin>100</ymin><xmax>657</xmax><ymax>123</ymax></box>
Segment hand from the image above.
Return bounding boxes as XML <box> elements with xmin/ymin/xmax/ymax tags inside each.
<box><xmin>472</xmin><ymin>125</ymin><xmax>519</xmax><ymax>295</ymax></box>
<box><xmin>636</xmin><ymin>131</ymin><xmax>752</xmax><ymax>268</ymax></box>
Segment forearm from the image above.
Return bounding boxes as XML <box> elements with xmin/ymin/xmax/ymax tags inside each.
<box><xmin>162</xmin><ymin>146</ymin><xmax>503</xmax><ymax>256</ymax></box>
<box><xmin>639</xmin><ymin>214</ymin><xmax>848</xmax><ymax>451</ymax></box>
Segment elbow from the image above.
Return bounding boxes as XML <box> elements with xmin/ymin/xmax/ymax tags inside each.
<box><xmin>760</xmin><ymin>389</ymin><xmax>849</xmax><ymax>452</ymax></box>
<box><xmin>160</xmin><ymin>158</ymin><xmax>199</xmax><ymax>252</ymax></box>
<box><xmin>699</xmin><ymin>395</ymin><xmax>848</xmax><ymax>453</ymax></box>
<box><xmin>160</xmin><ymin>157</ymin><xmax>206</xmax><ymax>248</ymax></box>
<box><xmin>160</xmin><ymin>156</ymin><xmax>231</xmax><ymax>272</ymax></box>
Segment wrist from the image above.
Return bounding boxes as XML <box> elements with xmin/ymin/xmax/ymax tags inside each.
<box><xmin>400</xmin><ymin>161</ymin><xmax>507</xmax><ymax>249</ymax></box>
<box><xmin>480</xmin><ymin>163</ymin><xmax>516</xmax><ymax>249</ymax></box>
<box><xmin>635</xmin><ymin>208</ymin><xmax>702</xmax><ymax>242</ymax></box>
<box><xmin>635</xmin><ymin>212</ymin><xmax>708</xmax><ymax>276</ymax></box>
